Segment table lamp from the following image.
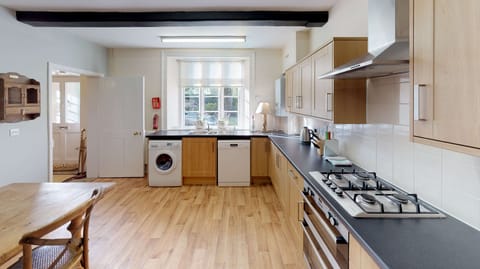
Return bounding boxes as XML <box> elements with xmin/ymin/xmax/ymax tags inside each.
<box><xmin>255</xmin><ymin>102</ymin><xmax>271</xmax><ymax>132</ymax></box>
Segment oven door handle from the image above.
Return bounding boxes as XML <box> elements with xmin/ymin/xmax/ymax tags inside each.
<box><xmin>302</xmin><ymin>191</ymin><xmax>344</xmax><ymax>244</ymax></box>
<box><xmin>302</xmin><ymin>221</ymin><xmax>330</xmax><ymax>269</ymax></box>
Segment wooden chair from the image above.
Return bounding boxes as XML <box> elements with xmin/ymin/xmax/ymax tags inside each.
<box><xmin>8</xmin><ymin>189</ymin><xmax>102</xmax><ymax>269</ymax></box>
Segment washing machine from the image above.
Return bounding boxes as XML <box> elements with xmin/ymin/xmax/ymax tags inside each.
<box><xmin>148</xmin><ymin>140</ymin><xmax>182</xmax><ymax>187</ymax></box>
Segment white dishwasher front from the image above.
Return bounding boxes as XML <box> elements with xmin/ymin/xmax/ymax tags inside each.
<box><xmin>217</xmin><ymin>140</ymin><xmax>251</xmax><ymax>186</ymax></box>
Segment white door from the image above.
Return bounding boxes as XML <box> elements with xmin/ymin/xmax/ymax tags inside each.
<box><xmin>52</xmin><ymin>76</ymin><xmax>82</xmax><ymax>170</ymax></box>
<box><xmin>86</xmin><ymin>76</ymin><xmax>145</xmax><ymax>178</ymax></box>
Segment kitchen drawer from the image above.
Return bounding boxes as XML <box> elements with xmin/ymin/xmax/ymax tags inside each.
<box><xmin>287</xmin><ymin>162</ymin><xmax>304</xmax><ymax>190</ymax></box>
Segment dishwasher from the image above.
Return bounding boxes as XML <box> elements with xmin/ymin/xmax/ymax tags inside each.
<box><xmin>217</xmin><ymin>140</ymin><xmax>250</xmax><ymax>186</ymax></box>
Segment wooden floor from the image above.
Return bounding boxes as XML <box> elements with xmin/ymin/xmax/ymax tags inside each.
<box><xmin>88</xmin><ymin>178</ymin><xmax>303</xmax><ymax>269</ymax></box>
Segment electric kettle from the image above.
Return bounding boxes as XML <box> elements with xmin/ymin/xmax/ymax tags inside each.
<box><xmin>300</xmin><ymin>126</ymin><xmax>311</xmax><ymax>144</ymax></box>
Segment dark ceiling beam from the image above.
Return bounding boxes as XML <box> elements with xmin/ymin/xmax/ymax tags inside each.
<box><xmin>16</xmin><ymin>11</ymin><xmax>329</xmax><ymax>27</ymax></box>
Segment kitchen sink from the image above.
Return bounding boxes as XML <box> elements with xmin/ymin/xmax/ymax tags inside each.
<box><xmin>188</xmin><ymin>130</ymin><xmax>219</xmax><ymax>135</ymax></box>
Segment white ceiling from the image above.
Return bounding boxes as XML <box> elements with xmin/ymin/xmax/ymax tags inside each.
<box><xmin>0</xmin><ymin>0</ymin><xmax>337</xmax><ymax>49</ymax></box>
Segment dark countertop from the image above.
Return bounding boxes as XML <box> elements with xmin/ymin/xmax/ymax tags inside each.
<box><xmin>146</xmin><ymin>129</ymin><xmax>284</xmax><ymax>140</ymax></box>
<box><xmin>269</xmin><ymin>136</ymin><xmax>480</xmax><ymax>269</ymax></box>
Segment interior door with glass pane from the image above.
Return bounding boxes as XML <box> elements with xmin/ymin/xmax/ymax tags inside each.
<box><xmin>52</xmin><ymin>76</ymin><xmax>81</xmax><ymax>171</ymax></box>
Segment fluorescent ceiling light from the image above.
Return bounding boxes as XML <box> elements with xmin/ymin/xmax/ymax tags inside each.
<box><xmin>160</xmin><ymin>36</ymin><xmax>246</xmax><ymax>43</ymax></box>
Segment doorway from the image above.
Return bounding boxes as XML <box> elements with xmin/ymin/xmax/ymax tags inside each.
<box><xmin>47</xmin><ymin>63</ymin><xmax>103</xmax><ymax>182</ymax></box>
<box><xmin>51</xmin><ymin>74</ymin><xmax>81</xmax><ymax>181</ymax></box>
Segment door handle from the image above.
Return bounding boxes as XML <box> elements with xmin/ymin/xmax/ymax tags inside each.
<box><xmin>59</xmin><ymin>126</ymin><xmax>68</xmax><ymax>130</ymax></box>
<box><xmin>414</xmin><ymin>84</ymin><xmax>428</xmax><ymax>121</ymax></box>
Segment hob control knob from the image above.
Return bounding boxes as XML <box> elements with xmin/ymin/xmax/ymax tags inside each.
<box><xmin>328</xmin><ymin>213</ymin><xmax>337</xmax><ymax>226</ymax></box>
<box><xmin>335</xmin><ymin>188</ymin><xmax>343</xmax><ymax>196</ymax></box>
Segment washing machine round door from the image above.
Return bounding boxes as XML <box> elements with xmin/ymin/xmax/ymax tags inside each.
<box><xmin>155</xmin><ymin>151</ymin><xmax>176</xmax><ymax>174</ymax></box>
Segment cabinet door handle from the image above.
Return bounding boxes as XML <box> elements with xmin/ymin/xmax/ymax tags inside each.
<box><xmin>299</xmin><ymin>96</ymin><xmax>303</xmax><ymax>109</ymax></box>
<box><xmin>287</xmin><ymin>169</ymin><xmax>296</xmax><ymax>179</ymax></box>
<box><xmin>414</xmin><ymin>84</ymin><xmax>428</xmax><ymax>121</ymax></box>
<box><xmin>297</xmin><ymin>200</ymin><xmax>304</xmax><ymax>222</ymax></box>
<box><xmin>326</xmin><ymin>93</ymin><xmax>333</xmax><ymax>112</ymax></box>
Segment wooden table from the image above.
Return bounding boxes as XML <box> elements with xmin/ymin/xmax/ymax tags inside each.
<box><xmin>0</xmin><ymin>182</ymin><xmax>114</xmax><ymax>266</ymax></box>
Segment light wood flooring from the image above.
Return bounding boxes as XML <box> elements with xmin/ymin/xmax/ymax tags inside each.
<box><xmin>88</xmin><ymin>178</ymin><xmax>303</xmax><ymax>269</ymax></box>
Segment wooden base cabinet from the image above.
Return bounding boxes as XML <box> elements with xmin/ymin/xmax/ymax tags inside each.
<box><xmin>269</xmin><ymin>143</ymin><xmax>305</xmax><ymax>265</ymax></box>
<box><xmin>287</xmin><ymin>162</ymin><xmax>304</xmax><ymax>263</ymax></box>
<box><xmin>349</xmin><ymin>234</ymin><xmax>380</xmax><ymax>269</ymax></box>
<box><xmin>182</xmin><ymin>137</ymin><xmax>217</xmax><ymax>184</ymax></box>
<box><xmin>250</xmin><ymin>137</ymin><xmax>270</xmax><ymax>184</ymax></box>
<box><xmin>411</xmin><ymin>0</ymin><xmax>480</xmax><ymax>155</ymax></box>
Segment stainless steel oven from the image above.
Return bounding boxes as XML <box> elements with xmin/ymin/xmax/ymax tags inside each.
<box><xmin>302</xmin><ymin>180</ymin><xmax>349</xmax><ymax>269</ymax></box>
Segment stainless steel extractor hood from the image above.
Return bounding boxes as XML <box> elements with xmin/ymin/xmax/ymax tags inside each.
<box><xmin>319</xmin><ymin>0</ymin><xmax>409</xmax><ymax>79</ymax></box>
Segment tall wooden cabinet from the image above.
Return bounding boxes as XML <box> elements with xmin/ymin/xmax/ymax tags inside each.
<box><xmin>411</xmin><ymin>0</ymin><xmax>480</xmax><ymax>154</ymax></box>
<box><xmin>285</xmin><ymin>69</ymin><xmax>294</xmax><ymax>112</ymax></box>
<box><xmin>312</xmin><ymin>38</ymin><xmax>368</xmax><ymax>123</ymax></box>
<box><xmin>250</xmin><ymin>137</ymin><xmax>270</xmax><ymax>184</ymax></box>
<box><xmin>292</xmin><ymin>58</ymin><xmax>313</xmax><ymax>116</ymax></box>
<box><xmin>285</xmin><ymin>37</ymin><xmax>368</xmax><ymax>123</ymax></box>
<box><xmin>182</xmin><ymin>137</ymin><xmax>217</xmax><ymax>184</ymax></box>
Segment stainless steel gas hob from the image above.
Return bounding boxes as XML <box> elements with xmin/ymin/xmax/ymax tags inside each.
<box><xmin>309</xmin><ymin>171</ymin><xmax>445</xmax><ymax>218</ymax></box>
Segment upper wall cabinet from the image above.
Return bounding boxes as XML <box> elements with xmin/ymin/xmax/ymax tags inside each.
<box><xmin>0</xmin><ymin>73</ymin><xmax>40</xmax><ymax>122</ymax></box>
<box><xmin>411</xmin><ymin>0</ymin><xmax>480</xmax><ymax>155</ymax></box>
<box><xmin>286</xmin><ymin>37</ymin><xmax>368</xmax><ymax>123</ymax></box>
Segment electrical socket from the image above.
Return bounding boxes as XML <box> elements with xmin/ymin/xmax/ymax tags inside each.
<box><xmin>9</xmin><ymin>128</ymin><xmax>20</xmax><ymax>136</ymax></box>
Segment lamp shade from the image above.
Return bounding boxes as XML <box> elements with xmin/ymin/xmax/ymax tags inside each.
<box><xmin>255</xmin><ymin>102</ymin><xmax>271</xmax><ymax>114</ymax></box>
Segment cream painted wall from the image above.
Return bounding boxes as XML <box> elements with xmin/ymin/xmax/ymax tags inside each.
<box><xmin>309</xmin><ymin>0</ymin><xmax>368</xmax><ymax>53</ymax></box>
<box><xmin>0</xmin><ymin>7</ymin><xmax>107</xmax><ymax>186</ymax></box>
<box><xmin>282</xmin><ymin>0</ymin><xmax>368</xmax><ymax>70</ymax></box>
<box><xmin>108</xmin><ymin>48</ymin><xmax>283</xmax><ymax>132</ymax></box>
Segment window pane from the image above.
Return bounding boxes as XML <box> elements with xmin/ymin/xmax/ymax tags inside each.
<box><xmin>225</xmin><ymin>112</ymin><xmax>238</xmax><ymax>126</ymax></box>
<box><xmin>224</xmin><ymin>97</ymin><xmax>238</xmax><ymax>111</ymax></box>
<box><xmin>224</xmin><ymin>87</ymin><xmax>239</xmax><ymax>96</ymax></box>
<box><xmin>185</xmin><ymin>97</ymin><xmax>199</xmax><ymax>111</ymax></box>
<box><xmin>184</xmin><ymin>87</ymin><xmax>200</xmax><ymax>96</ymax></box>
<box><xmin>204</xmin><ymin>97</ymin><xmax>218</xmax><ymax>111</ymax></box>
<box><xmin>52</xmin><ymin>82</ymin><xmax>61</xmax><ymax>124</ymax></box>
<box><xmin>204</xmin><ymin>87</ymin><xmax>219</xmax><ymax>96</ymax></box>
<box><xmin>185</xmin><ymin>112</ymin><xmax>200</xmax><ymax>126</ymax></box>
<box><xmin>65</xmin><ymin>82</ymin><xmax>80</xmax><ymax>124</ymax></box>
<box><xmin>203</xmin><ymin>112</ymin><xmax>218</xmax><ymax>125</ymax></box>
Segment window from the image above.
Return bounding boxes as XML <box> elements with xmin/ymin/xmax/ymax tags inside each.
<box><xmin>179</xmin><ymin>60</ymin><xmax>247</xmax><ymax>128</ymax></box>
<box><xmin>183</xmin><ymin>86</ymin><xmax>240</xmax><ymax>127</ymax></box>
<box><xmin>52</xmin><ymin>78</ymin><xmax>81</xmax><ymax>124</ymax></box>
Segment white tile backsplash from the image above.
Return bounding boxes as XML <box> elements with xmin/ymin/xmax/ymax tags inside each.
<box><xmin>376</xmin><ymin>124</ymin><xmax>393</xmax><ymax>180</ymax></box>
<box><xmin>392</xmin><ymin>125</ymin><xmax>415</xmax><ymax>192</ymax></box>
<box><xmin>335</xmin><ymin>74</ymin><xmax>480</xmax><ymax>231</ymax></box>
<box><xmin>413</xmin><ymin>143</ymin><xmax>443</xmax><ymax>208</ymax></box>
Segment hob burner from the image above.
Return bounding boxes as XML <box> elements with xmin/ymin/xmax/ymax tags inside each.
<box><xmin>390</xmin><ymin>193</ymin><xmax>410</xmax><ymax>204</ymax></box>
<box><xmin>354</xmin><ymin>172</ymin><xmax>371</xmax><ymax>181</ymax></box>
<box><xmin>359</xmin><ymin>193</ymin><xmax>377</xmax><ymax>204</ymax></box>
<box><xmin>329</xmin><ymin>173</ymin><xmax>343</xmax><ymax>180</ymax></box>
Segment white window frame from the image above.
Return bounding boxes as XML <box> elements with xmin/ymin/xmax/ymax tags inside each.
<box><xmin>181</xmin><ymin>86</ymin><xmax>242</xmax><ymax>128</ymax></box>
<box><xmin>161</xmin><ymin>50</ymin><xmax>255</xmax><ymax>130</ymax></box>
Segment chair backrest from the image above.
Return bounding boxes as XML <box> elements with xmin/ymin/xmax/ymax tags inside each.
<box><xmin>21</xmin><ymin>188</ymin><xmax>102</xmax><ymax>243</ymax></box>
<box><xmin>16</xmin><ymin>188</ymin><xmax>102</xmax><ymax>269</ymax></box>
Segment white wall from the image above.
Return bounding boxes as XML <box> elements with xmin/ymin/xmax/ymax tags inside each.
<box><xmin>0</xmin><ymin>7</ymin><xmax>108</xmax><ymax>186</ymax></box>
<box><xmin>309</xmin><ymin>0</ymin><xmax>368</xmax><ymax>53</ymax></box>
<box><xmin>108</xmin><ymin>48</ymin><xmax>283</xmax><ymax>132</ymax></box>
<box><xmin>283</xmin><ymin>0</ymin><xmax>368</xmax><ymax>71</ymax></box>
